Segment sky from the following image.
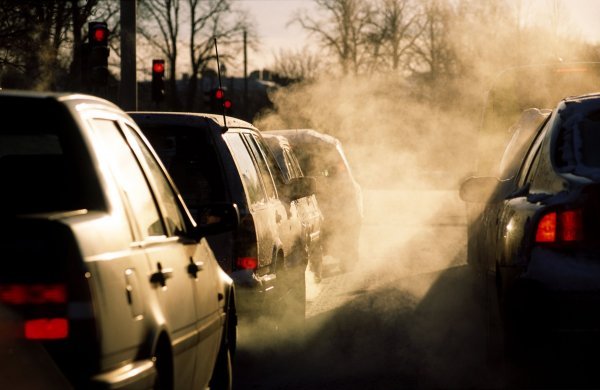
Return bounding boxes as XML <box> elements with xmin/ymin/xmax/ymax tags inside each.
<box><xmin>235</xmin><ymin>0</ymin><xmax>318</xmax><ymax>71</ymax></box>
<box><xmin>235</xmin><ymin>0</ymin><xmax>600</xmax><ymax>73</ymax></box>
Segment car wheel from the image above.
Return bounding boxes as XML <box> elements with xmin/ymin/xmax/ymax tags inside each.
<box><xmin>153</xmin><ymin>337</ymin><xmax>173</xmax><ymax>390</ymax></box>
<box><xmin>209</xmin><ymin>344</ymin><xmax>232</xmax><ymax>390</ymax></box>
<box><xmin>209</xmin><ymin>294</ymin><xmax>236</xmax><ymax>390</ymax></box>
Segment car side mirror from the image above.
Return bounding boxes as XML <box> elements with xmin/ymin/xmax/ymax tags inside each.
<box><xmin>459</xmin><ymin>176</ymin><xmax>512</xmax><ymax>203</ymax></box>
<box><xmin>191</xmin><ymin>202</ymin><xmax>239</xmax><ymax>238</ymax></box>
<box><xmin>284</xmin><ymin>177</ymin><xmax>316</xmax><ymax>200</ymax></box>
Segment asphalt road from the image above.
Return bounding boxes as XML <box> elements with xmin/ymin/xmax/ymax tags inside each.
<box><xmin>233</xmin><ymin>189</ymin><xmax>496</xmax><ymax>389</ymax></box>
<box><xmin>233</xmin><ymin>188</ymin><xmax>600</xmax><ymax>389</ymax></box>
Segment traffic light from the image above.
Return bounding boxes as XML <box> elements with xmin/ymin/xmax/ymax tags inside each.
<box><xmin>208</xmin><ymin>88</ymin><xmax>232</xmax><ymax>112</ymax></box>
<box><xmin>152</xmin><ymin>59</ymin><xmax>165</xmax><ymax>103</ymax></box>
<box><xmin>88</xmin><ymin>22</ymin><xmax>109</xmax><ymax>87</ymax></box>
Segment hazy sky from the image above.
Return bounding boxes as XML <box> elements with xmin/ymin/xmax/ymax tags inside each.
<box><xmin>236</xmin><ymin>0</ymin><xmax>600</xmax><ymax>72</ymax></box>
<box><xmin>237</xmin><ymin>0</ymin><xmax>317</xmax><ymax>71</ymax></box>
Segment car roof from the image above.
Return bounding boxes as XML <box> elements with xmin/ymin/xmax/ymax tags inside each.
<box><xmin>265</xmin><ymin>129</ymin><xmax>341</xmax><ymax>147</ymax></box>
<box><xmin>563</xmin><ymin>92</ymin><xmax>600</xmax><ymax>104</ymax></box>
<box><xmin>129</xmin><ymin>111</ymin><xmax>257</xmax><ymax>131</ymax></box>
<box><xmin>0</xmin><ymin>89</ymin><xmax>120</xmax><ymax>108</ymax></box>
<box><xmin>262</xmin><ymin>133</ymin><xmax>291</xmax><ymax>149</ymax></box>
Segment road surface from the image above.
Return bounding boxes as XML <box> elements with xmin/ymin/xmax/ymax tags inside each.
<box><xmin>233</xmin><ymin>188</ymin><xmax>600</xmax><ymax>389</ymax></box>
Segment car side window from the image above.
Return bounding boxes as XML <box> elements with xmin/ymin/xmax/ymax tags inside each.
<box><xmin>243</xmin><ymin>134</ymin><xmax>277</xmax><ymax>200</ymax></box>
<box><xmin>122</xmin><ymin>124</ymin><xmax>187</xmax><ymax>236</ymax></box>
<box><xmin>90</xmin><ymin>119</ymin><xmax>165</xmax><ymax>238</ymax></box>
<box><xmin>285</xmin><ymin>148</ymin><xmax>303</xmax><ymax>179</ymax></box>
<box><xmin>223</xmin><ymin>132</ymin><xmax>267</xmax><ymax>207</ymax></box>
<box><xmin>516</xmin><ymin>126</ymin><xmax>546</xmax><ymax>188</ymax></box>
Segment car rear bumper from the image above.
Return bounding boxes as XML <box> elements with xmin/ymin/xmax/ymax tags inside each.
<box><xmin>230</xmin><ymin>270</ymin><xmax>276</xmax><ymax>316</ymax></box>
<box><xmin>504</xmin><ymin>247</ymin><xmax>600</xmax><ymax>331</ymax></box>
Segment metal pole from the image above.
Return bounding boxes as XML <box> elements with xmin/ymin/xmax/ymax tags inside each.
<box><xmin>120</xmin><ymin>0</ymin><xmax>137</xmax><ymax>110</ymax></box>
<box><xmin>243</xmin><ymin>30</ymin><xmax>248</xmax><ymax>117</ymax></box>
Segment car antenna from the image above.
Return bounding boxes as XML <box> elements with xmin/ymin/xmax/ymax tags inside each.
<box><xmin>214</xmin><ymin>37</ymin><xmax>228</xmax><ymax>132</ymax></box>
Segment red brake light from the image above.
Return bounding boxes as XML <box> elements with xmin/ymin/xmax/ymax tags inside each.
<box><xmin>236</xmin><ymin>257</ymin><xmax>258</xmax><ymax>270</ymax></box>
<box><xmin>25</xmin><ymin>318</ymin><xmax>69</xmax><ymax>340</ymax></box>
<box><xmin>536</xmin><ymin>212</ymin><xmax>556</xmax><ymax>243</ymax></box>
<box><xmin>560</xmin><ymin>209</ymin><xmax>583</xmax><ymax>241</ymax></box>
<box><xmin>0</xmin><ymin>284</ymin><xmax>67</xmax><ymax>305</ymax></box>
<box><xmin>535</xmin><ymin>209</ymin><xmax>583</xmax><ymax>244</ymax></box>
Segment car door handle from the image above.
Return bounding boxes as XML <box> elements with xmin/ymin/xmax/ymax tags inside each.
<box><xmin>150</xmin><ymin>262</ymin><xmax>173</xmax><ymax>287</ymax></box>
<box><xmin>187</xmin><ymin>258</ymin><xmax>205</xmax><ymax>278</ymax></box>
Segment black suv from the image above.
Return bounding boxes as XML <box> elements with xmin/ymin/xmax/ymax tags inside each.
<box><xmin>130</xmin><ymin>113</ymin><xmax>314</xmax><ymax>323</ymax></box>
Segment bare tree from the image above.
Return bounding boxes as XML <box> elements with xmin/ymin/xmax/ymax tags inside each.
<box><xmin>409</xmin><ymin>0</ymin><xmax>457</xmax><ymax>83</ymax></box>
<box><xmin>68</xmin><ymin>0</ymin><xmax>103</xmax><ymax>91</ymax></box>
<box><xmin>0</xmin><ymin>0</ymin><xmax>103</xmax><ymax>90</ymax></box>
<box><xmin>138</xmin><ymin>0</ymin><xmax>182</xmax><ymax>108</ymax></box>
<box><xmin>293</xmin><ymin>0</ymin><xmax>373</xmax><ymax>75</ymax></box>
<box><xmin>370</xmin><ymin>0</ymin><xmax>423</xmax><ymax>72</ymax></box>
<box><xmin>185</xmin><ymin>0</ymin><xmax>250</xmax><ymax>111</ymax></box>
<box><xmin>271</xmin><ymin>46</ymin><xmax>323</xmax><ymax>82</ymax></box>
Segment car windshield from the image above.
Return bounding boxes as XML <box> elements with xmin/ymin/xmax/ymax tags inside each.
<box><xmin>0</xmin><ymin>97</ymin><xmax>99</xmax><ymax>214</ymax></box>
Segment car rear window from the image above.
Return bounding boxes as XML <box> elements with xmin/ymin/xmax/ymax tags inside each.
<box><xmin>580</xmin><ymin>114</ymin><xmax>600</xmax><ymax>167</ymax></box>
<box><xmin>138</xmin><ymin>124</ymin><xmax>227</xmax><ymax>214</ymax></box>
<box><xmin>0</xmin><ymin>97</ymin><xmax>101</xmax><ymax>214</ymax></box>
<box><xmin>555</xmin><ymin>102</ymin><xmax>600</xmax><ymax>180</ymax></box>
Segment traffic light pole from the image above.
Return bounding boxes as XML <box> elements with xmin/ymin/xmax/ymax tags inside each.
<box><xmin>120</xmin><ymin>0</ymin><xmax>137</xmax><ymax>110</ymax></box>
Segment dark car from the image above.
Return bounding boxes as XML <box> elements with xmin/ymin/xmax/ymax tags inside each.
<box><xmin>265</xmin><ymin>129</ymin><xmax>363</xmax><ymax>271</ymax></box>
<box><xmin>461</xmin><ymin>93</ymin><xmax>600</xmax><ymax>357</ymax></box>
<box><xmin>262</xmin><ymin>133</ymin><xmax>324</xmax><ymax>282</ymax></box>
<box><xmin>0</xmin><ymin>90</ymin><xmax>238</xmax><ymax>389</ymax></box>
<box><xmin>129</xmin><ymin>113</ymin><xmax>314</xmax><ymax>325</ymax></box>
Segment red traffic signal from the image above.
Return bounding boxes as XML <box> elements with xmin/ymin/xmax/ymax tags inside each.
<box><xmin>152</xmin><ymin>60</ymin><xmax>165</xmax><ymax>75</ymax></box>
<box><xmin>152</xmin><ymin>59</ymin><xmax>166</xmax><ymax>103</ymax></box>
<box><xmin>89</xmin><ymin>22</ymin><xmax>108</xmax><ymax>46</ymax></box>
<box><xmin>87</xmin><ymin>22</ymin><xmax>109</xmax><ymax>87</ymax></box>
<box><xmin>214</xmin><ymin>88</ymin><xmax>232</xmax><ymax>109</ymax></box>
<box><xmin>92</xmin><ymin>27</ymin><xmax>107</xmax><ymax>43</ymax></box>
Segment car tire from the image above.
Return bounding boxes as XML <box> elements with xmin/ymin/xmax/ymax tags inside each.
<box><xmin>209</xmin><ymin>294</ymin><xmax>236</xmax><ymax>390</ymax></box>
<box><xmin>153</xmin><ymin>337</ymin><xmax>173</xmax><ymax>390</ymax></box>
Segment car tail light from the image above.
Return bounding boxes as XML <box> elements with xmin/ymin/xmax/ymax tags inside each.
<box><xmin>25</xmin><ymin>318</ymin><xmax>69</xmax><ymax>340</ymax></box>
<box><xmin>535</xmin><ymin>212</ymin><xmax>557</xmax><ymax>242</ymax></box>
<box><xmin>0</xmin><ymin>283</ymin><xmax>69</xmax><ymax>340</ymax></box>
<box><xmin>0</xmin><ymin>284</ymin><xmax>67</xmax><ymax>305</ymax></box>
<box><xmin>236</xmin><ymin>257</ymin><xmax>258</xmax><ymax>270</ymax></box>
<box><xmin>535</xmin><ymin>208</ymin><xmax>583</xmax><ymax>244</ymax></box>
